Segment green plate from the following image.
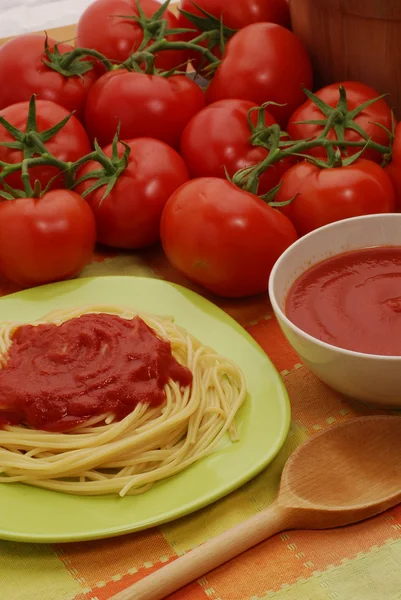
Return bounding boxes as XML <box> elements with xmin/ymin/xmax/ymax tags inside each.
<box><xmin>0</xmin><ymin>276</ymin><xmax>290</xmax><ymax>543</ymax></box>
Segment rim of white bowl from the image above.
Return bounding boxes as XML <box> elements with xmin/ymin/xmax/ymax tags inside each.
<box><xmin>268</xmin><ymin>213</ymin><xmax>401</xmax><ymax>361</ymax></box>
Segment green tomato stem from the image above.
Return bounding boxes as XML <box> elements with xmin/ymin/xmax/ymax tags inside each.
<box><xmin>70</xmin><ymin>149</ymin><xmax>117</xmax><ymax>176</ymax></box>
<box><xmin>25</xmin><ymin>131</ymin><xmax>51</xmax><ymax>155</ymax></box>
<box><xmin>59</xmin><ymin>33</ymin><xmax>219</xmax><ymax>75</ymax></box>
<box><xmin>236</xmin><ymin>121</ymin><xmax>392</xmax><ymax>194</ymax></box>
<box><xmin>0</xmin><ymin>131</ymin><xmax>128</xmax><ymax>198</ymax></box>
<box><xmin>0</xmin><ymin>155</ymin><xmax>75</xmax><ymax>193</ymax></box>
<box><xmin>125</xmin><ymin>37</ymin><xmax>220</xmax><ymax>69</ymax></box>
<box><xmin>60</xmin><ymin>48</ymin><xmax>114</xmax><ymax>72</ymax></box>
<box><xmin>21</xmin><ymin>161</ymin><xmax>34</xmax><ymax>197</ymax></box>
<box><xmin>190</xmin><ymin>30</ymin><xmax>219</xmax><ymax>45</ymax></box>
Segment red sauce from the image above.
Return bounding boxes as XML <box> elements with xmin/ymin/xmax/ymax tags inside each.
<box><xmin>285</xmin><ymin>247</ymin><xmax>401</xmax><ymax>356</ymax></box>
<box><xmin>0</xmin><ymin>314</ymin><xmax>192</xmax><ymax>431</ymax></box>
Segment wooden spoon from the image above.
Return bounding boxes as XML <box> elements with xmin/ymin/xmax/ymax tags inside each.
<box><xmin>111</xmin><ymin>415</ymin><xmax>401</xmax><ymax>600</ymax></box>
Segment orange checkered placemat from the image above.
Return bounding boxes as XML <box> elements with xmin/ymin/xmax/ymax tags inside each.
<box><xmin>1</xmin><ymin>247</ymin><xmax>401</xmax><ymax>600</ymax></box>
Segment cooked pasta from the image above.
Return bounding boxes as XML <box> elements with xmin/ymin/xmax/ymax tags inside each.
<box><xmin>0</xmin><ymin>305</ymin><xmax>247</xmax><ymax>496</ymax></box>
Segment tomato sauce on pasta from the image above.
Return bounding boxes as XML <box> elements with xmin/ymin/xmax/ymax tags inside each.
<box><xmin>0</xmin><ymin>314</ymin><xmax>192</xmax><ymax>431</ymax></box>
<box><xmin>0</xmin><ymin>306</ymin><xmax>246</xmax><ymax>496</ymax></box>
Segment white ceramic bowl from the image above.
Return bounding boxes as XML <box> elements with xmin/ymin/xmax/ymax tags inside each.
<box><xmin>268</xmin><ymin>214</ymin><xmax>401</xmax><ymax>409</ymax></box>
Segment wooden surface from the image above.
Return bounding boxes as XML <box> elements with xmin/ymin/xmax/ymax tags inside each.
<box><xmin>44</xmin><ymin>25</ymin><xmax>77</xmax><ymax>42</ymax></box>
<box><xmin>110</xmin><ymin>415</ymin><xmax>401</xmax><ymax>600</ymax></box>
<box><xmin>289</xmin><ymin>0</ymin><xmax>401</xmax><ymax>118</ymax></box>
<box><xmin>0</xmin><ymin>24</ymin><xmax>76</xmax><ymax>46</ymax></box>
<box><xmin>306</xmin><ymin>0</ymin><xmax>401</xmax><ymax>18</ymax></box>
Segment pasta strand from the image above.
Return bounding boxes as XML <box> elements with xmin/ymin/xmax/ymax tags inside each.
<box><xmin>0</xmin><ymin>305</ymin><xmax>247</xmax><ymax>496</ymax></box>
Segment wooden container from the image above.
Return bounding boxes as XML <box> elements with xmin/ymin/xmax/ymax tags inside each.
<box><xmin>288</xmin><ymin>0</ymin><xmax>401</xmax><ymax>117</ymax></box>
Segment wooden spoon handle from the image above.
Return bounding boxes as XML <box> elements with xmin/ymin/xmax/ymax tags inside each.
<box><xmin>110</xmin><ymin>502</ymin><xmax>292</xmax><ymax>600</ymax></box>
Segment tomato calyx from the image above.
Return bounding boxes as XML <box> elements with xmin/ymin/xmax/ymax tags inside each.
<box><xmin>0</xmin><ymin>98</ymin><xmax>132</xmax><ymax>199</ymax></box>
<box><xmin>56</xmin><ymin>0</ymin><xmax>221</xmax><ymax>76</ymax></box>
<box><xmin>303</xmin><ymin>144</ymin><xmax>368</xmax><ymax>171</ymax></box>
<box><xmin>42</xmin><ymin>34</ymin><xmax>112</xmax><ymax>77</ymax></box>
<box><xmin>111</xmin><ymin>0</ymin><xmax>197</xmax><ymax>75</ymax></box>
<box><xmin>73</xmin><ymin>131</ymin><xmax>131</xmax><ymax>205</ymax></box>
<box><xmin>0</xmin><ymin>136</ymin><xmax>130</xmax><ymax>204</ymax></box>
<box><xmin>179</xmin><ymin>1</ymin><xmax>236</xmax><ymax>38</ymax></box>
<box><xmin>246</xmin><ymin>103</ymin><xmax>292</xmax><ymax>148</ymax></box>
<box><xmin>0</xmin><ymin>133</ymin><xmax>130</xmax><ymax>203</ymax></box>
<box><xmin>232</xmin><ymin>115</ymin><xmax>392</xmax><ymax>199</ymax></box>
<box><xmin>0</xmin><ymin>95</ymin><xmax>80</xmax><ymax>191</ymax></box>
<box><xmin>0</xmin><ymin>95</ymin><xmax>72</xmax><ymax>161</ymax></box>
<box><xmin>233</xmin><ymin>124</ymin><xmax>286</xmax><ymax>196</ymax></box>
<box><xmin>116</xmin><ymin>0</ymin><xmax>195</xmax><ymax>55</ymax></box>
<box><xmin>294</xmin><ymin>85</ymin><xmax>393</xmax><ymax>160</ymax></box>
<box><xmin>179</xmin><ymin>1</ymin><xmax>236</xmax><ymax>71</ymax></box>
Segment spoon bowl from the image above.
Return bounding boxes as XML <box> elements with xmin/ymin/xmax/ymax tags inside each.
<box><xmin>280</xmin><ymin>415</ymin><xmax>401</xmax><ymax>529</ymax></box>
<box><xmin>111</xmin><ymin>415</ymin><xmax>401</xmax><ymax>600</ymax></box>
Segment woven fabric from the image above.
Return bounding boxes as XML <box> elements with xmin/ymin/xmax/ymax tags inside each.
<box><xmin>1</xmin><ymin>247</ymin><xmax>399</xmax><ymax>600</ymax></box>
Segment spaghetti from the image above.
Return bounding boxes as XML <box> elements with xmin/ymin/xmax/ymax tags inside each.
<box><xmin>0</xmin><ymin>305</ymin><xmax>246</xmax><ymax>496</ymax></box>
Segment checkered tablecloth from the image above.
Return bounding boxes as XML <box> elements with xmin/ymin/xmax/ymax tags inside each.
<box><xmin>1</xmin><ymin>245</ymin><xmax>400</xmax><ymax>600</ymax></box>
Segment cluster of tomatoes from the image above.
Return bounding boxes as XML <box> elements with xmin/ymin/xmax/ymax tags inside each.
<box><xmin>0</xmin><ymin>0</ymin><xmax>399</xmax><ymax>297</ymax></box>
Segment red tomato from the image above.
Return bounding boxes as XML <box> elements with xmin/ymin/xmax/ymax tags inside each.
<box><xmin>85</xmin><ymin>70</ymin><xmax>205</xmax><ymax>149</ymax></box>
<box><xmin>384</xmin><ymin>122</ymin><xmax>401</xmax><ymax>211</ymax></box>
<box><xmin>0</xmin><ymin>100</ymin><xmax>92</xmax><ymax>192</ymax></box>
<box><xmin>287</xmin><ymin>82</ymin><xmax>394</xmax><ymax>164</ymax></box>
<box><xmin>180</xmin><ymin>99</ymin><xmax>294</xmax><ymax>194</ymax></box>
<box><xmin>206</xmin><ymin>23</ymin><xmax>313</xmax><ymax>127</ymax></box>
<box><xmin>0</xmin><ymin>35</ymin><xmax>97</xmax><ymax>120</ymax></box>
<box><xmin>0</xmin><ymin>191</ymin><xmax>96</xmax><ymax>287</ymax></box>
<box><xmin>178</xmin><ymin>0</ymin><xmax>290</xmax><ymax>30</ymax></box>
<box><xmin>77</xmin><ymin>0</ymin><xmax>188</xmax><ymax>71</ymax></box>
<box><xmin>178</xmin><ymin>0</ymin><xmax>290</xmax><ymax>70</ymax></box>
<box><xmin>76</xmin><ymin>138</ymin><xmax>189</xmax><ymax>249</ymax></box>
<box><xmin>161</xmin><ymin>177</ymin><xmax>298</xmax><ymax>297</ymax></box>
<box><xmin>275</xmin><ymin>159</ymin><xmax>395</xmax><ymax>236</ymax></box>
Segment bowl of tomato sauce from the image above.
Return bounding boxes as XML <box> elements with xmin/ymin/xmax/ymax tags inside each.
<box><xmin>269</xmin><ymin>214</ymin><xmax>401</xmax><ymax>408</ymax></box>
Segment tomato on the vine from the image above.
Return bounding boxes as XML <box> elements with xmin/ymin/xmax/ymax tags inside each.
<box><xmin>178</xmin><ymin>0</ymin><xmax>290</xmax><ymax>30</ymax></box>
<box><xmin>77</xmin><ymin>0</ymin><xmax>188</xmax><ymax>71</ymax></box>
<box><xmin>206</xmin><ymin>23</ymin><xmax>313</xmax><ymax>127</ymax></box>
<box><xmin>0</xmin><ymin>100</ymin><xmax>92</xmax><ymax>191</ymax></box>
<box><xmin>180</xmin><ymin>99</ymin><xmax>295</xmax><ymax>194</ymax></box>
<box><xmin>178</xmin><ymin>0</ymin><xmax>290</xmax><ymax>70</ymax></box>
<box><xmin>0</xmin><ymin>191</ymin><xmax>96</xmax><ymax>288</ymax></box>
<box><xmin>0</xmin><ymin>35</ymin><xmax>97</xmax><ymax>120</ymax></box>
<box><xmin>287</xmin><ymin>82</ymin><xmax>394</xmax><ymax>164</ymax></box>
<box><xmin>76</xmin><ymin>137</ymin><xmax>189</xmax><ymax>249</ymax></box>
<box><xmin>160</xmin><ymin>177</ymin><xmax>298</xmax><ymax>297</ymax></box>
<box><xmin>84</xmin><ymin>70</ymin><xmax>205</xmax><ymax>148</ymax></box>
<box><xmin>275</xmin><ymin>159</ymin><xmax>395</xmax><ymax>236</ymax></box>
